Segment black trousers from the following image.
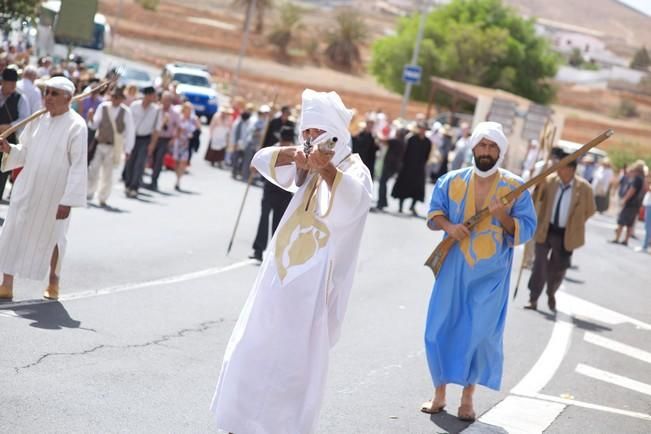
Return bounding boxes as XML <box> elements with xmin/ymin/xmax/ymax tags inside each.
<box><xmin>252</xmin><ymin>191</ymin><xmax>292</xmax><ymax>254</ymax></box>
<box><xmin>124</xmin><ymin>135</ymin><xmax>151</xmax><ymax>191</ymax></box>
<box><xmin>150</xmin><ymin>137</ymin><xmax>171</xmax><ymax>187</ymax></box>
<box><xmin>377</xmin><ymin>165</ymin><xmax>398</xmax><ymax>209</ymax></box>
<box><xmin>527</xmin><ymin>226</ymin><xmax>573</xmax><ymax>303</ymax></box>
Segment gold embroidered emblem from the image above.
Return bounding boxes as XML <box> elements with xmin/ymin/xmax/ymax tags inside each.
<box><xmin>275</xmin><ymin>176</ymin><xmax>330</xmax><ymax>281</ymax></box>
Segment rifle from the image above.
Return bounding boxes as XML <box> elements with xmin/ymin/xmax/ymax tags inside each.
<box><xmin>0</xmin><ymin>79</ymin><xmax>113</xmax><ymax>141</ymax></box>
<box><xmin>513</xmin><ymin>122</ymin><xmax>556</xmax><ymax>299</ymax></box>
<box><xmin>424</xmin><ymin>129</ymin><xmax>614</xmax><ymax>277</ymax></box>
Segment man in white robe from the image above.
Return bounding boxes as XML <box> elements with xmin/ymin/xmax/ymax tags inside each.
<box><xmin>211</xmin><ymin>89</ymin><xmax>373</xmax><ymax>433</ymax></box>
<box><xmin>0</xmin><ymin>76</ymin><xmax>88</xmax><ymax>301</ymax></box>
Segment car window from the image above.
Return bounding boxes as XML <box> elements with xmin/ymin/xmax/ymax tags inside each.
<box><xmin>172</xmin><ymin>73</ymin><xmax>210</xmax><ymax>87</ymax></box>
<box><xmin>123</xmin><ymin>69</ymin><xmax>151</xmax><ymax>81</ymax></box>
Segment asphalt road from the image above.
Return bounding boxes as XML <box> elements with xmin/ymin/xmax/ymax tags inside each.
<box><xmin>1</xmin><ymin>130</ymin><xmax>650</xmax><ymax>433</ymax></box>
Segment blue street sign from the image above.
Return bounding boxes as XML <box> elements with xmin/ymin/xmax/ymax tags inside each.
<box><xmin>402</xmin><ymin>64</ymin><xmax>422</xmax><ymax>84</ymax></box>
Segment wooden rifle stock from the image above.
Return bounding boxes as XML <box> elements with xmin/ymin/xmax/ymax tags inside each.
<box><xmin>424</xmin><ymin>128</ymin><xmax>614</xmax><ymax>277</ymax></box>
<box><xmin>0</xmin><ymin>79</ymin><xmax>113</xmax><ymax>141</ymax></box>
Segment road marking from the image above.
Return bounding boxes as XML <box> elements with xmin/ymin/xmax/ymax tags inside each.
<box><xmin>511</xmin><ymin>319</ymin><xmax>574</xmax><ymax>396</ymax></box>
<box><xmin>584</xmin><ymin>332</ymin><xmax>651</xmax><ymax>364</ymax></box>
<box><xmin>532</xmin><ymin>392</ymin><xmax>651</xmax><ymax>422</ymax></box>
<box><xmin>0</xmin><ymin>259</ymin><xmax>257</xmax><ymax>311</ymax></box>
<box><xmin>575</xmin><ymin>363</ymin><xmax>651</xmax><ymax>397</ymax></box>
<box><xmin>556</xmin><ymin>292</ymin><xmax>651</xmax><ymax>331</ymax></box>
<box><xmin>473</xmin><ymin>395</ymin><xmax>566</xmax><ymax>434</ymax></box>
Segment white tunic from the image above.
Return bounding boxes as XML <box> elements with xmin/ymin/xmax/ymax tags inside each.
<box><xmin>211</xmin><ymin>145</ymin><xmax>372</xmax><ymax>434</ymax></box>
<box><xmin>0</xmin><ymin>109</ymin><xmax>88</xmax><ymax>280</ymax></box>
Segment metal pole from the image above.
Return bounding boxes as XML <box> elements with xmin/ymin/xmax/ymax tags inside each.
<box><xmin>231</xmin><ymin>0</ymin><xmax>257</xmax><ymax>99</ymax></box>
<box><xmin>399</xmin><ymin>0</ymin><xmax>427</xmax><ymax>119</ymax></box>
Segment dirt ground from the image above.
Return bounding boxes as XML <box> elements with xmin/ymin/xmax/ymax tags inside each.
<box><xmin>100</xmin><ymin>0</ymin><xmax>651</xmax><ymax>154</ymax></box>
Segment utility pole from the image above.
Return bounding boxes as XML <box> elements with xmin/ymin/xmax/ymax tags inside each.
<box><xmin>399</xmin><ymin>0</ymin><xmax>427</xmax><ymax>119</ymax></box>
<box><xmin>231</xmin><ymin>0</ymin><xmax>257</xmax><ymax>99</ymax></box>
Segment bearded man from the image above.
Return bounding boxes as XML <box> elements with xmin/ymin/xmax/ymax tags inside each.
<box><xmin>420</xmin><ymin>122</ymin><xmax>537</xmax><ymax>421</ymax></box>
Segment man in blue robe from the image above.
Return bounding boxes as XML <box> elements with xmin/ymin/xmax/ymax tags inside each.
<box><xmin>421</xmin><ymin>122</ymin><xmax>537</xmax><ymax>421</ymax></box>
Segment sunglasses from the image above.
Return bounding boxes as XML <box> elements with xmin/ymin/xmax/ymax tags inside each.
<box><xmin>44</xmin><ymin>88</ymin><xmax>63</xmax><ymax>97</ymax></box>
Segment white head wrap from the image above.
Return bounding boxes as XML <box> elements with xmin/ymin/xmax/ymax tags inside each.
<box><xmin>44</xmin><ymin>76</ymin><xmax>75</xmax><ymax>96</ymax></box>
<box><xmin>299</xmin><ymin>89</ymin><xmax>353</xmax><ymax>166</ymax></box>
<box><xmin>469</xmin><ymin>121</ymin><xmax>508</xmax><ymax>177</ymax></box>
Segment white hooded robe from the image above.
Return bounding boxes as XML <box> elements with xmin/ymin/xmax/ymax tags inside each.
<box><xmin>211</xmin><ymin>90</ymin><xmax>372</xmax><ymax>434</ymax></box>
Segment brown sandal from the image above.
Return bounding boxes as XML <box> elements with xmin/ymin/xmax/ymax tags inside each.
<box><xmin>420</xmin><ymin>401</ymin><xmax>446</xmax><ymax>414</ymax></box>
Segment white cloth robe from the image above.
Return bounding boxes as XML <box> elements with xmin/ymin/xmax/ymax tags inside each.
<box><xmin>0</xmin><ymin>109</ymin><xmax>88</xmax><ymax>280</ymax></box>
<box><xmin>211</xmin><ymin>146</ymin><xmax>372</xmax><ymax>434</ymax></box>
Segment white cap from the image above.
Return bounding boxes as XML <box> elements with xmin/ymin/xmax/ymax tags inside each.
<box><xmin>469</xmin><ymin>121</ymin><xmax>508</xmax><ymax>178</ymax></box>
<box><xmin>44</xmin><ymin>76</ymin><xmax>75</xmax><ymax>95</ymax></box>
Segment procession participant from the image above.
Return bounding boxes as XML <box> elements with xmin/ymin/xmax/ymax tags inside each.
<box><xmin>0</xmin><ymin>76</ymin><xmax>87</xmax><ymax>301</ymax></box>
<box><xmin>87</xmin><ymin>86</ymin><xmax>134</xmax><ymax>206</ymax></box>
<box><xmin>211</xmin><ymin>89</ymin><xmax>372</xmax><ymax>433</ymax></box>
<box><xmin>525</xmin><ymin>149</ymin><xmax>596</xmax><ymax>312</ymax></box>
<box><xmin>422</xmin><ymin>121</ymin><xmax>536</xmax><ymax>421</ymax></box>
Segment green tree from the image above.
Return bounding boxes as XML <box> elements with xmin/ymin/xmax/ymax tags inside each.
<box><xmin>268</xmin><ymin>2</ymin><xmax>304</xmax><ymax>59</ymax></box>
<box><xmin>0</xmin><ymin>0</ymin><xmax>39</xmax><ymax>32</ymax></box>
<box><xmin>234</xmin><ymin>0</ymin><xmax>274</xmax><ymax>34</ymax></box>
<box><xmin>324</xmin><ymin>8</ymin><xmax>368</xmax><ymax>71</ymax></box>
<box><xmin>370</xmin><ymin>0</ymin><xmax>559</xmax><ymax>103</ymax></box>
<box><xmin>630</xmin><ymin>46</ymin><xmax>651</xmax><ymax>70</ymax></box>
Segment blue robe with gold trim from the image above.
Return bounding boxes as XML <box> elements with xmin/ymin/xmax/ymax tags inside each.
<box><xmin>425</xmin><ymin>167</ymin><xmax>536</xmax><ymax>390</ymax></box>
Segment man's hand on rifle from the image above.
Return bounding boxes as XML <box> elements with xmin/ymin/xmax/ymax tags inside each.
<box><xmin>0</xmin><ymin>124</ymin><xmax>10</xmax><ymax>134</ymax></box>
<box><xmin>307</xmin><ymin>149</ymin><xmax>334</xmax><ymax>171</ymax></box>
<box><xmin>0</xmin><ymin>138</ymin><xmax>11</xmax><ymax>153</ymax></box>
<box><xmin>488</xmin><ymin>197</ymin><xmax>512</xmax><ymax>220</ymax></box>
<box><xmin>443</xmin><ymin>221</ymin><xmax>470</xmax><ymax>241</ymax></box>
<box><xmin>294</xmin><ymin>149</ymin><xmax>309</xmax><ymax>171</ymax></box>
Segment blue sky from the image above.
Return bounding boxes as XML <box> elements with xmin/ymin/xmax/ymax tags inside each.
<box><xmin>617</xmin><ymin>0</ymin><xmax>651</xmax><ymax>16</ymax></box>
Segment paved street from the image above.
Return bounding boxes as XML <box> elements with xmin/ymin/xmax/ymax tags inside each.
<box><xmin>0</xmin><ymin>131</ymin><xmax>650</xmax><ymax>433</ymax></box>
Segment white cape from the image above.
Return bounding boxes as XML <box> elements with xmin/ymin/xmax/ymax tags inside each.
<box><xmin>0</xmin><ymin>110</ymin><xmax>87</xmax><ymax>280</ymax></box>
<box><xmin>211</xmin><ymin>145</ymin><xmax>372</xmax><ymax>434</ymax></box>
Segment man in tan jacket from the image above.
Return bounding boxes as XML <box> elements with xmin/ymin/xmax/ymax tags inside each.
<box><xmin>525</xmin><ymin>152</ymin><xmax>596</xmax><ymax>312</ymax></box>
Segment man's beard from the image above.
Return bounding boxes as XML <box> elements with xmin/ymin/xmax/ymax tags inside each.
<box><xmin>474</xmin><ymin>155</ymin><xmax>498</xmax><ymax>172</ymax></box>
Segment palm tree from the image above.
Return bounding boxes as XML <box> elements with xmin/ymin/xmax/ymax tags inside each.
<box><xmin>233</xmin><ymin>0</ymin><xmax>274</xmax><ymax>34</ymax></box>
<box><xmin>324</xmin><ymin>8</ymin><xmax>368</xmax><ymax>71</ymax></box>
<box><xmin>268</xmin><ymin>2</ymin><xmax>304</xmax><ymax>59</ymax></box>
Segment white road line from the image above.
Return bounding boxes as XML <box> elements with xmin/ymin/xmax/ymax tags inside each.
<box><xmin>473</xmin><ymin>395</ymin><xmax>566</xmax><ymax>434</ymax></box>
<box><xmin>575</xmin><ymin>363</ymin><xmax>651</xmax><ymax>397</ymax></box>
<box><xmin>0</xmin><ymin>259</ymin><xmax>257</xmax><ymax>310</ymax></box>
<box><xmin>584</xmin><ymin>332</ymin><xmax>651</xmax><ymax>364</ymax></box>
<box><xmin>532</xmin><ymin>392</ymin><xmax>651</xmax><ymax>422</ymax></box>
<box><xmin>511</xmin><ymin>319</ymin><xmax>574</xmax><ymax>396</ymax></box>
<box><xmin>556</xmin><ymin>292</ymin><xmax>651</xmax><ymax>331</ymax></box>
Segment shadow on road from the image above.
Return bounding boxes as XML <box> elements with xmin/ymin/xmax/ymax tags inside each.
<box><xmin>532</xmin><ymin>309</ymin><xmax>612</xmax><ymax>333</ymax></box>
<box><xmin>429</xmin><ymin>410</ymin><xmax>476</xmax><ymax>433</ymax></box>
<box><xmin>87</xmin><ymin>203</ymin><xmax>130</xmax><ymax>214</ymax></box>
<box><xmin>2</xmin><ymin>301</ymin><xmax>90</xmax><ymax>331</ymax></box>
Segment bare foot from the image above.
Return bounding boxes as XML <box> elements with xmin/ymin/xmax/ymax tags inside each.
<box><xmin>457</xmin><ymin>403</ymin><xmax>476</xmax><ymax>421</ymax></box>
<box><xmin>420</xmin><ymin>399</ymin><xmax>446</xmax><ymax>414</ymax></box>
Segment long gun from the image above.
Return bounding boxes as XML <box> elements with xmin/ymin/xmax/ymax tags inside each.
<box><xmin>0</xmin><ymin>79</ymin><xmax>113</xmax><ymax>141</ymax></box>
<box><xmin>295</xmin><ymin>136</ymin><xmax>338</xmax><ymax>187</ymax></box>
<box><xmin>424</xmin><ymin>129</ymin><xmax>614</xmax><ymax>277</ymax></box>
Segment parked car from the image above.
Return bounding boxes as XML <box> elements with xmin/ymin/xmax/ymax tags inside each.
<box><xmin>116</xmin><ymin>66</ymin><xmax>153</xmax><ymax>90</ymax></box>
<box><xmin>157</xmin><ymin>63</ymin><xmax>219</xmax><ymax>122</ymax></box>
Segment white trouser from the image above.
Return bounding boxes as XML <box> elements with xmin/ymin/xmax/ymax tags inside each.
<box><xmin>88</xmin><ymin>144</ymin><xmax>116</xmax><ymax>203</ymax></box>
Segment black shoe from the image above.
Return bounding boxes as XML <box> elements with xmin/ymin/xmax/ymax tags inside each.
<box><xmin>524</xmin><ymin>302</ymin><xmax>538</xmax><ymax>311</ymax></box>
<box><xmin>548</xmin><ymin>296</ymin><xmax>557</xmax><ymax>313</ymax></box>
<box><xmin>249</xmin><ymin>251</ymin><xmax>262</xmax><ymax>261</ymax></box>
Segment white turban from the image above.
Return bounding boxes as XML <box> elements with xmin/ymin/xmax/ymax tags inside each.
<box><xmin>299</xmin><ymin>89</ymin><xmax>353</xmax><ymax>166</ymax></box>
<box><xmin>469</xmin><ymin>121</ymin><xmax>508</xmax><ymax>177</ymax></box>
<box><xmin>44</xmin><ymin>76</ymin><xmax>75</xmax><ymax>95</ymax></box>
